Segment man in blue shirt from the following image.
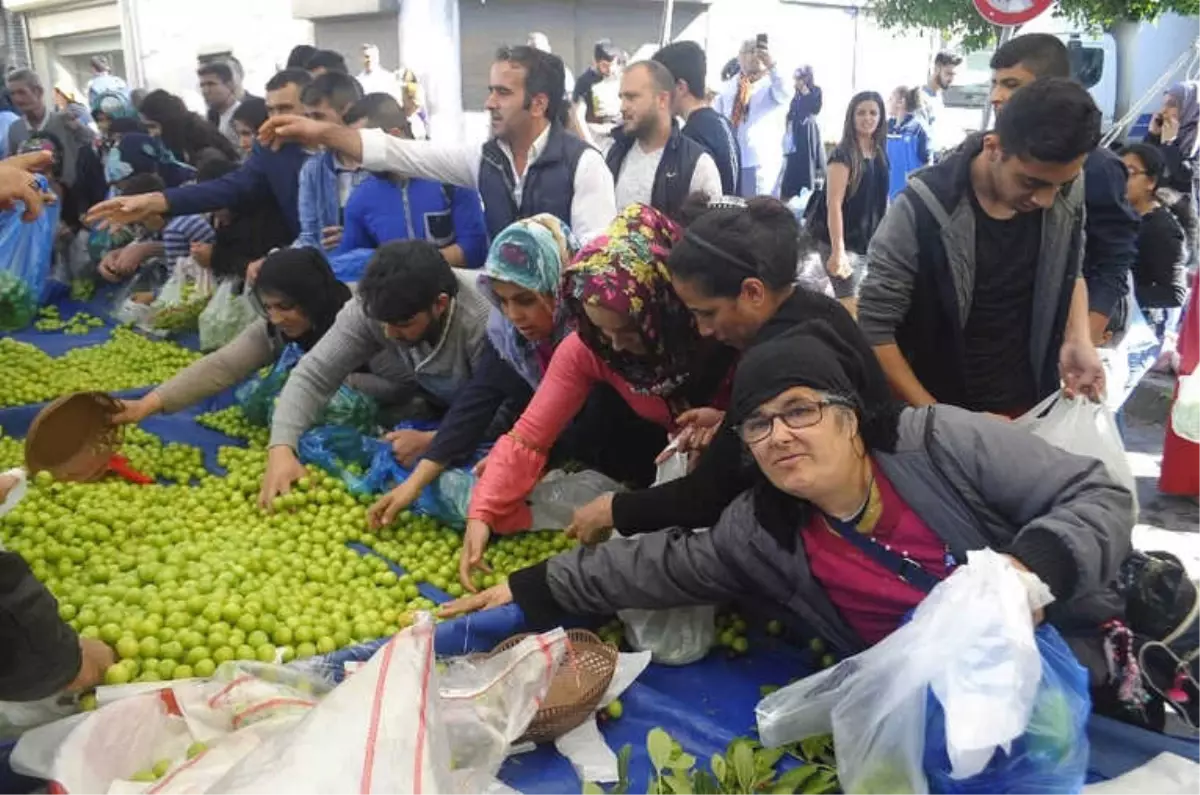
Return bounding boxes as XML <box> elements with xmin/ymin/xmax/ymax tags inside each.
<box><xmin>330</xmin><ymin>93</ymin><xmax>487</xmax><ymax>281</ymax></box>
<box><xmin>84</xmin><ymin>69</ymin><xmax>313</xmax><ymax>273</ymax></box>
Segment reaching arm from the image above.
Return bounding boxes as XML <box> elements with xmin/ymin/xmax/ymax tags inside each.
<box><xmin>358</xmin><ymin>127</ymin><xmax>480</xmax><ymax>189</ymax></box>
<box><xmin>163</xmin><ymin>151</ymin><xmax>270</xmax><ymax>218</ymax></box>
<box><xmin>268</xmin><ymin>301</ymin><xmax>385</xmax><ymax>451</ymax></box>
<box><xmin>0</xmin><ymin>552</ymin><xmax>83</xmax><ymax>701</ymax></box>
<box><xmin>825</xmin><ymin>161</ymin><xmax>849</xmax><ymax>257</ymax></box>
<box><xmin>153</xmin><ymin>320</ymin><xmax>278</xmax><ymax>413</ymax></box>
<box><xmin>466</xmin><ymin>333</ymin><xmax>605</xmax><ymax>533</ymax></box>
<box><xmin>510</xmin><ymin>498</ymin><xmax>754</xmax><ymax>630</ymax></box>
<box><xmin>933</xmin><ymin>405</ymin><xmax>1132</xmax><ymax>601</ymax></box>
<box><xmin>424</xmin><ymin>340</ymin><xmax>533</xmax><ymax>467</ymax></box>
<box><xmin>858</xmin><ymin>194</ymin><xmax>938</xmax><ymax>406</ymax></box>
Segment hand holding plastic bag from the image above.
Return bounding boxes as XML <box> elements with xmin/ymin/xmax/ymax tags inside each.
<box><xmin>1014</xmin><ymin>393</ymin><xmax>1138</xmax><ymax>516</ymax></box>
<box><xmin>236</xmin><ymin>343</ymin><xmax>378</xmax><ymax>434</ymax></box>
<box><xmin>0</xmin><ymin>174</ymin><xmax>59</xmax><ymax>331</ymax></box>
<box><xmin>756</xmin><ymin>550</ymin><xmax>1088</xmax><ymax>794</ymax></box>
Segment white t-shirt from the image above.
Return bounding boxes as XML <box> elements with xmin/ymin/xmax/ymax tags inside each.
<box><xmin>615</xmin><ymin>143</ymin><xmax>724</xmax><ymax>209</ymax></box>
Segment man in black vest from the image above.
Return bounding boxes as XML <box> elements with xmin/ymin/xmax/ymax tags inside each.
<box><xmin>258</xmin><ymin>45</ymin><xmax>616</xmax><ymax>243</ymax></box>
<box><xmin>607</xmin><ymin>60</ymin><xmax>722</xmax><ymax>218</ymax></box>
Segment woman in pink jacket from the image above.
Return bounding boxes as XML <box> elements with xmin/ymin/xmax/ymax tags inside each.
<box><xmin>459</xmin><ymin>204</ymin><xmax>737</xmax><ymax>590</ymax></box>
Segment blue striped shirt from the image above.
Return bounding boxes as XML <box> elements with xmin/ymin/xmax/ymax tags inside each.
<box><xmin>162</xmin><ymin>214</ymin><xmax>215</xmax><ymax>264</ymax></box>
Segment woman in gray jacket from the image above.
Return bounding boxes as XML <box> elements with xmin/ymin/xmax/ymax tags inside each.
<box><xmin>441</xmin><ymin>320</ymin><xmax>1134</xmax><ymax>687</ymax></box>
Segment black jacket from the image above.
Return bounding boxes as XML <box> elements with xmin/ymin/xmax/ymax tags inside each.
<box><xmin>1</xmin><ymin>552</ymin><xmax>80</xmax><ymax>701</ymax></box>
<box><xmin>605</xmin><ymin>123</ymin><xmax>706</xmax><ymax>219</ymax></box>
<box><xmin>610</xmin><ymin>288</ymin><xmax>883</xmax><ymax>532</ymax></box>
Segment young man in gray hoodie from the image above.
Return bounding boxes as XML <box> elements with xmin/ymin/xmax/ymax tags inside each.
<box><xmin>858</xmin><ymin>77</ymin><xmax>1105</xmax><ymax>419</ymax></box>
<box><xmin>258</xmin><ymin>240</ymin><xmax>490</xmax><ymax>507</ymax></box>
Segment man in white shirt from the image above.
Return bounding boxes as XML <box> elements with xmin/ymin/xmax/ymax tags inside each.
<box><xmin>198</xmin><ymin>61</ymin><xmax>241</xmax><ymax>148</ymax></box>
<box><xmin>357</xmin><ymin>44</ymin><xmax>402</xmax><ymax>98</ymax></box>
<box><xmin>921</xmin><ymin>50</ymin><xmax>963</xmax><ymax>155</ymax></box>
<box><xmin>606</xmin><ymin>60</ymin><xmax>722</xmax><ymax>215</ymax></box>
<box><xmin>713</xmin><ymin>38</ymin><xmax>789</xmax><ymax>198</ymax></box>
<box><xmin>260</xmin><ymin>45</ymin><xmax>616</xmax><ymax>242</ymax></box>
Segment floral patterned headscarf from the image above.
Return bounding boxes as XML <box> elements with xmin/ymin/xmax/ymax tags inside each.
<box><xmin>562</xmin><ymin>203</ymin><xmax>699</xmax><ymax>396</ymax></box>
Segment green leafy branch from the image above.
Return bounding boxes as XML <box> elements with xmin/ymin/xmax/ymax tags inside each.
<box><xmin>582</xmin><ymin>729</ymin><xmax>839</xmax><ymax>795</ymax></box>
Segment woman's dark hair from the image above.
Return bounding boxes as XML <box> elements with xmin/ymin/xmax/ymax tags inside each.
<box><xmin>494</xmin><ymin>45</ymin><xmax>565</xmax><ymax>124</ymax></box>
<box><xmin>109</xmin><ymin>117</ymin><xmax>146</xmax><ymax>136</ymax></box>
<box><xmin>138</xmin><ymin>89</ymin><xmax>240</xmax><ymax>164</ymax></box>
<box><xmin>358</xmin><ymin>240</ymin><xmax>458</xmax><ymax>324</ymax></box>
<box><xmin>286</xmin><ymin>45</ymin><xmax>318</xmax><ymax>70</ymax></box>
<box><xmin>1120</xmin><ymin>143</ymin><xmax>1165</xmax><ymax>190</ymax></box>
<box><xmin>892</xmin><ymin>85</ymin><xmax>923</xmax><ymax>116</ymax></box>
<box><xmin>995</xmin><ymin>78</ymin><xmax>1100</xmax><ymax>164</ymax></box>
<box><xmin>254</xmin><ymin>247</ymin><xmax>350</xmax><ymax>351</ymax></box>
<box><xmin>668</xmin><ymin>193</ymin><xmax>804</xmax><ymax>297</ymax></box>
<box><xmin>837</xmin><ymin>91</ymin><xmax>888</xmax><ymax>194</ymax></box>
<box><xmin>231</xmin><ymin>96</ymin><xmax>267</xmax><ymax>131</ymax></box>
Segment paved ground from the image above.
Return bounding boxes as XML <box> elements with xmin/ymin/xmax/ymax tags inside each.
<box><xmin>1122</xmin><ymin>372</ymin><xmax>1199</xmax><ymax>576</ymax></box>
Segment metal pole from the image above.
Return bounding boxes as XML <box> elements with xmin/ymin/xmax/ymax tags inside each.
<box><xmin>660</xmin><ymin>0</ymin><xmax>676</xmax><ymax>47</ymax></box>
<box><xmin>981</xmin><ymin>25</ymin><xmax>1015</xmax><ymax>131</ymax></box>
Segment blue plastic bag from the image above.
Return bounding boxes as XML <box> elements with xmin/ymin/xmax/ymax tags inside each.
<box><xmin>295</xmin><ymin>419</ymin><xmax>481</xmax><ymax>528</ymax></box>
<box><xmin>235</xmin><ymin>343</ymin><xmax>378</xmax><ymax>434</ymax></box>
<box><xmin>0</xmin><ymin>175</ymin><xmax>59</xmax><ymax>331</ymax></box>
<box><xmin>923</xmin><ymin>624</ymin><xmax>1090</xmax><ymax>793</ymax></box>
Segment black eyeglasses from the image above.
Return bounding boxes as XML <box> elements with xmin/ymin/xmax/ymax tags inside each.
<box><xmin>736</xmin><ymin>397</ymin><xmax>853</xmax><ymax>444</ymax></box>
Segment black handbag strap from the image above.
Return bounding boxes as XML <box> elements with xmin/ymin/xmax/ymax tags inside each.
<box><xmin>822</xmin><ymin>513</ymin><xmax>944</xmax><ymax>594</ymax></box>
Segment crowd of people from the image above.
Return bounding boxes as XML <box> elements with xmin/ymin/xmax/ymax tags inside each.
<box><xmin>0</xmin><ymin>28</ymin><xmax>1196</xmax><ymax>737</ymax></box>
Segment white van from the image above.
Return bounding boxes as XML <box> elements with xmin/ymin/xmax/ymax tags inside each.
<box><xmin>939</xmin><ymin>32</ymin><xmax>1116</xmax><ymax>142</ymax></box>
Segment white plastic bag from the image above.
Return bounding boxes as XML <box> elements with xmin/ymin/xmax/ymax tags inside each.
<box><xmin>213</xmin><ymin>617</ymin><xmax>567</xmax><ymax>794</ymax></box>
<box><xmin>527</xmin><ymin>469</ymin><xmax>625</xmax><ymax>531</ymax></box>
<box><xmin>1171</xmin><ymin>374</ymin><xmax>1200</xmax><ymax>444</ymax></box>
<box><xmin>198</xmin><ymin>279</ymin><xmax>257</xmax><ymax>352</ymax></box>
<box><xmin>1014</xmin><ymin>392</ymin><xmax>1139</xmax><ymax>516</ymax></box>
<box><xmin>617</xmin><ymin>453</ymin><xmax>716</xmax><ymax>666</ymax></box>
<box><xmin>756</xmin><ymin>550</ymin><xmax>1055</xmax><ymax>794</ymax></box>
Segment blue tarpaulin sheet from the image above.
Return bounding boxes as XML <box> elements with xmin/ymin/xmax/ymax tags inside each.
<box><xmin>0</xmin><ymin>301</ymin><xmax>1196</xmax><ymax>794</ymax></box>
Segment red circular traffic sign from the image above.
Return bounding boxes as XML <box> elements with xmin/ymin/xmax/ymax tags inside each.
<box><xmin>972</xmin><ymin>0</ymin><xmax>1053</xmax><ymax>26</ymax></box>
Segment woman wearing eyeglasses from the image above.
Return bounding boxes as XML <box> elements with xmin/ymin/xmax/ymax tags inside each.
<box><xmin>110</xmin><ymin>247</ymin><xmax>409</xmax><ymax>424</ymax></box>
<box><xmin>440</xmin><ymin>320</ymin><xmax>1132</xmax><ymax>686</ymax></box>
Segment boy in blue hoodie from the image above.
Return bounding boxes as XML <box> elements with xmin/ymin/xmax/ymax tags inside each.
<box><xmin>294</xmin><ymin>72</ymin><xmax>366</xmax><ymax>252</ymax></box>
<box><xmin>329</xmin><ymin>93</ymin><xmax>488</xmax><ymax>282</ymax></box>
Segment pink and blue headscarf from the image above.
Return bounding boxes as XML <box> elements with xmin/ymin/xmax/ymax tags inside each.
<box><xmin>477</xmin><ymin>214</ymin><xmax>578</xmax><ymax>388</ymax></box>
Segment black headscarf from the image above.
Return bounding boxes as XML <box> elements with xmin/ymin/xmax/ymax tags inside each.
<box><xmin>253</xmin><ymin>248</ymin><xmax>351</xmax><ymax>352</ymax></box>
<box><xmin>730</xmin><ymin>320</ymin><xmax>905</xmax><ymax>546</ymax></box>
<box><xmin>730</xmin><ymin>319</ymin><xmax>901</xmax><ymax>451</ymax></box>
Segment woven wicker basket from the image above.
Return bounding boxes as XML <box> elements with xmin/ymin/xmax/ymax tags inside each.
<box><xmin>24</xmin><ymin>392</ymin><xmax>124</xmax><ymax>482</ymax></box>
<box><xmin>485</xmin><ymin>628</ymin><xmax>618</xmax><ymax>744</ymax></box>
